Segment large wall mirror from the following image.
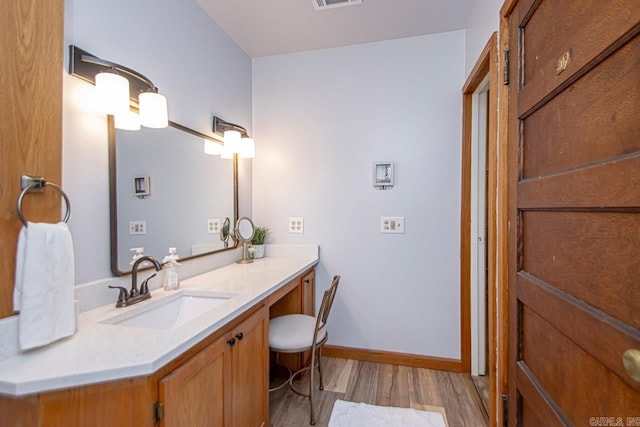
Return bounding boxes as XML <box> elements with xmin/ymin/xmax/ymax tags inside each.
<box><xmin>109</xmin><ymin>118</ymin><xmax>238</xmax><ymax>276</ymax></box>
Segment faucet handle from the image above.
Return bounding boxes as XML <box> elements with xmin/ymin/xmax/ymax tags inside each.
<box><xmin>108</xmin><ymin>286</ymin><xmax>129</xmax><ymax>307</ymax></box>
<box><xmin>140</xmin><ymin>273</ymin><xmax>157</xmax><ymax>295</ymax></box>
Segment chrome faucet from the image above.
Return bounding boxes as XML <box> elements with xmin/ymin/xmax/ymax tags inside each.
<box><xmin>109</xmin><ymin>256</ymin><xmax>162</xmax><ymax>308</ymax></box>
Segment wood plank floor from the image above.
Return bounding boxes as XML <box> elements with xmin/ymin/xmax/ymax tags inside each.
<box><xmin>471</xmin><ymin>375</ymin><xmax>489</xmax><ymax>418</ymax></box>
<box><xmin>269</xmin><ymin>357</ymin><xmax>488</xmax><ymax>426</ymax></box>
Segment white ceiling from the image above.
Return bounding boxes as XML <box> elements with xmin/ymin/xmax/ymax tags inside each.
<box><xmin>196</xmin><ymin>0</ymin><xmax>476</xmax><ymax>58</ymax></box>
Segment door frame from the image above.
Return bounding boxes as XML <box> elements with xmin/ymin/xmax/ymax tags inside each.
<box><xmin>460</xmin><ymin>31</ymin><xmax>510</xmax><ymax>426</ymax></box>
<box><xmin>470</xmin><ymin>78</ymin><xmax>490</xmax><ymax>378</ymax></box>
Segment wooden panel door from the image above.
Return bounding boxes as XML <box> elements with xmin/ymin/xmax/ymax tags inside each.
<box><xmin>159</xmin><ymin>335</ymin><xmax>231</xmax><ymax>427</ymax></box>
<box><xmin>0</xmin><ymin>0</ymin><xmax>63</xmax><ymax>319</ymax></box>
<box><xmin>506</xmin><ymin>0</ymin><xmax>640</xmax><ymax>424</ymax></box>
<box><xmin>231</xmin><ymin>304</ymin><xmax>268</xmax><ymax>427</ymax></box>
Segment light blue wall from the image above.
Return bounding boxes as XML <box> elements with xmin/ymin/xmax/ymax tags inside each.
<box><xmin>252</xmin><ymin>31</ymin><xmax>466</xmax><ymax>359</ymax></box>
<box><xmin>465</xmin><ymin>0</ymin><xmax>503</xmax><ymax>76</ymax></box>
<box><xmin>61</xmin><ymin>0</ymin><xmax>497</xmax><ymax>360</ymax></box>
<box><xmin>62</xmin><ymin>0</ymin><xmax>252</xmax><ymax>283</ymax></box>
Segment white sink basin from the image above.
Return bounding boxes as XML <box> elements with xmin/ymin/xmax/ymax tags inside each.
<box><xmin>100</xmin><ymin>290</ymin><xmax>237</xmax><ymax>330</ymax></box>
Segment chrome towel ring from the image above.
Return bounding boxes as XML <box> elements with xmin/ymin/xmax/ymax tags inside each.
<box><xmin>17</xmin><ymin>175</ymin><xmax>71</xmax><ymax>227</ymax></box>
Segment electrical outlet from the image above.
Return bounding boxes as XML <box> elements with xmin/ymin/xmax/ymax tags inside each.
<box><xmin>288</xmin><ymin>217</ymin><xmax>304</xmax><ymax>234</ymax></box>
<box><xmin>380</xmin><ymin>217</ymin><xmax>405</xmax><ymax>234</ymax></box>
<box><xmin>129</xmin><ymin>220</ymin><xmax>146</xmax><ymax>235</ymax></box>
<box><xmin>207</xmin><ymin>218</ymin><xmax>221</xmax><ymax>234</ymax></box>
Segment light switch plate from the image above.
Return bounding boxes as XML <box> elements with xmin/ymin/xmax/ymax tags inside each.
<box><xmin>289</xmin><ymin>217</ymin><xmax>304</xmax><ymax>233</ymax></box>
<box><xmin>380</xmin><ymin>217</ymin><xmax>404</xmax><ymax>234</ymax></box>
<box><xmin>129</xmin><ymin>220</ymin><xmax>146</xmax><ymax>235</ymax></box>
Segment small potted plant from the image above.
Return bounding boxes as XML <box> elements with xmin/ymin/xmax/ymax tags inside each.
<box><xmin>251</xmin><ymin>227</ymin><xmax>271</xmax><ymax>259</ymax></box>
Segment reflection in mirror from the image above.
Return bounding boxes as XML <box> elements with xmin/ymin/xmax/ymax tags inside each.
<box><xmin>109</xmin><ymin>119</ymin><xmax>238</xmax><ymax>275</ymax></box>
<box><xmin>220</xmin><ymin>217</ymin><xmax>231</xmax><ymax>248</ymax></box>
<box><xmin>235</xmin><ymin>217</ymin><xmax>254</xmax><ymax>264</ymax></box>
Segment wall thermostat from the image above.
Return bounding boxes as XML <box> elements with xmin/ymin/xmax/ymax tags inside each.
<box><xmin>373</xmin><ymin>162</ymin><xmax>394</xmax><ymax>190</ymax></box>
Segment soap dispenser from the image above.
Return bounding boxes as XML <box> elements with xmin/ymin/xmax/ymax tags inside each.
<box><xmin>162</xmin><ymin>247</ymin><xmax>181</xmax><ymax>291</ymax></box>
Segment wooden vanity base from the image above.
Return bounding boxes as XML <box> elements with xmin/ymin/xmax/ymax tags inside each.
<box><xmin>0</xmin><ymin>268</ymin><xmax>315</xmax><ymax>427</ymax></box>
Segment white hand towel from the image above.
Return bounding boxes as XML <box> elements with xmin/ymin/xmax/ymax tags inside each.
<box><xmin>13</xmin><ymin>222</ymin><xmax>76</xmax><ymax>351</ymax></box>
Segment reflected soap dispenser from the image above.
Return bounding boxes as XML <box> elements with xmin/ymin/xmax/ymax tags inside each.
<box><xmin>162</xmin><ymin>247</ymin><xmax>181</xmax><ymax>291</ymax></box>
<box><xmin>129</xmin><ymin>247</ymin><xmax>149</xmax><ymax>267</ymax></box>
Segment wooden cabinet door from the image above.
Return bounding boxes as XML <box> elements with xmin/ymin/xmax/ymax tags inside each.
<box><xmin>506</xmin><ymin>1</ymin><xmax>640</xmax><ymax>424</ymax></box>
<box><xmin>300</xmin><ymin>270</ymin><xmax>316</xmax><ymax>364</ymax></box>
<box><xmin>230</xmin><ymin>305</ymin><xmax>269</xmax><ymax>427</ymax></box>
<box><xmin>159</xmin><ymin>335</ymin><xmax>231</xmax><ymax>427</ymax></box>
<box><xmin>301</xmin><ymin>270</ymin><xmax>315</xmax><ymax>317</ymax></box>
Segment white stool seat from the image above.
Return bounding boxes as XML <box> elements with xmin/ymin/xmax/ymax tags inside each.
<box><xmin>269</xmin><ymin>314</ymin><xmax>326</xmax><ymax>353</ymax></box>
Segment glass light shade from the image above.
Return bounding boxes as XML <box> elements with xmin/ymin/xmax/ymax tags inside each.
<box><xmin>223</xmin><ymin>130</ymin><xmax>241</xmax><ymax>153</ymax></box>
<box><xmin>114</xmin><ymin>110</ymin><xmax>141</xmax><ymax>131</ymax></box>
<box><xmin>95</xmin><ymin>72</ymin><xmax>130</xmax><ymax>115</ymax></box>
<box><xmin>220</xmin><ymin>131</ymin><xmax>240</xmax><ymax>159</ymax></box>
<box><xmin>238</xmin><ymin>137</ymin><xmax>255</xmax><ymax>158</ymax></box>
<box><xmin>220</xmin><ymin>147</ymin><xmax>234</xmax><ymax>159</ymax></box>
<box><xmin>204</xmin><ymin>140</ymin><xmax>223</xmax><ymax>155</ymax></box>
<box><xmin>139</xmin><ymin>92</ymin><xmax>168</xmax><ymax>128</ymax></box>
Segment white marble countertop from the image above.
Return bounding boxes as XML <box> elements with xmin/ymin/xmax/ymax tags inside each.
<box><xmin>0</xmin><ymin>246</ymin><xmax>318</xmax><ymax>396</ymax></box>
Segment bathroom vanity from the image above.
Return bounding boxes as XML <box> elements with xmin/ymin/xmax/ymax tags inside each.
<box><xmin>0</xmin><ymin>248</ymin><xmax>318</xmax><ymax>426</ymax></box>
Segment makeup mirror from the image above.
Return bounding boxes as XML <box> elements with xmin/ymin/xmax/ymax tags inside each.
<box><xmin>109</xmin><ymin>118</ymin><xmax>238</xmax><ymax>275</ymax></box>
<box><xmin>235</xmin><ymin>217</ymin><xmax>254</xmax><ymax>264</ymax></box>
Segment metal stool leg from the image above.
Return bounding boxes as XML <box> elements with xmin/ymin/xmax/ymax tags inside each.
<box><xmin>318</xmin><ymin>346</ymin><xmax>324</xmax><ymax>391</ymax></box>
<box><xmin>309</xmin><ymin>347</ymin><xmax>316</xmax><ymax>425</ymax></box>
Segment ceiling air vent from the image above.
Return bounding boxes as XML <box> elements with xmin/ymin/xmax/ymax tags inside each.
<box><xmin>312</xmin><ymin>0</ymin><xmax>362</xmax><ymax>11</ymax></box>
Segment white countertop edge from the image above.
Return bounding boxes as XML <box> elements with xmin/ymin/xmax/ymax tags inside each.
<box><xmin>0</xmin><ymin>251</ymin><xmax>319</xmax><ymax>397</ymax></box>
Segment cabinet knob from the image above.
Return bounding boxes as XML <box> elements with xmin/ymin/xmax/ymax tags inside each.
<box><xmin>226</xmin><ymin>337</ymin><xmax>236</xmax><ymax>346</ymax></box>
<box><xmin>235</xmin><ymin>332</ymin><xmax>244</xmax><ymax>341</ymax></box>
<box><xmin>304</xmin><ymin>279</ymin><xmax>310</xmax><ymax>284</ymax></box>
<box><xmin>623</xmin><ymin>349</ymin><xmax>640</xmax><ymax>382</ymax></box>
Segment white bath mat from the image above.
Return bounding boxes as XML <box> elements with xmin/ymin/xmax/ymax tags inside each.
<box><xmin>328</xmin><ymin>400</ymin><xmax>447</xmax><ymax>427</ymax></box>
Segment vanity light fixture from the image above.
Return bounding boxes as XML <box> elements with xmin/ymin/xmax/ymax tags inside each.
<box><xmin>114</xmin><ymin>110</ymin><xmax>142</xmax><ymax>131</ymax></box>
<box><xmin>139</xmin><ymin>91</ymin><xmax>168</xmax><ymax>128</ymax></box>
<box><xmin>212</xmin><ymin>116</ymin><xmax>255</xmax><ymax>159</ymax></box>
<box><xmin>68</xmin><ymin>45</ymin><xmax>169</xmax><ymax>130</ymax></box>
<box><xmin>220</xmin><ymin>142</ymin><xmax>235</xmax><ymax>159</ymax></box>
<box><xmin>238</xmin><ymin>137</ymin><xmax>255</xmax><ymax>158</ymax></box>
<box><xmin>223</xmin><ymin>129</ymin><xmax>242</xmax><ymax>154</ymax></box>
<box><xmin>94</xmin><ymin>71</ymin><xmax>130</xmax><ymax>116</ymax></box>
<box><xmin>203</xmin><ymin>140</ymin><xmax>223</xmax><ymax>155</ymax></box>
